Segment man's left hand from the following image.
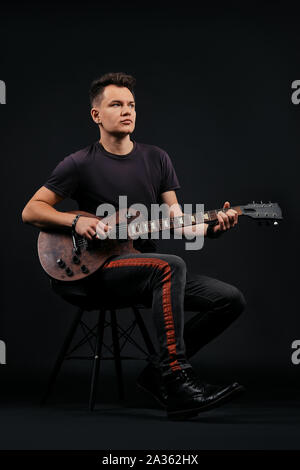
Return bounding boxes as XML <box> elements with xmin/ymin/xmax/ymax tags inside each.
<box><xmin>211</xmin><ymin>201</ymin><xmax>238</xmax><ymax>235</ymax></box>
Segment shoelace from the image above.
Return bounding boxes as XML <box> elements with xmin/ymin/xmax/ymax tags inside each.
<box><xmin>179</xmin><ymin>369</ymin><xmax>206</xmax><ymax>389</ymax></box>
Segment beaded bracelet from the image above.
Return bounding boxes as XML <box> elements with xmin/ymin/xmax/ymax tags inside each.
<box><xmin>71</xmin><ymin>214</ymin><xmax>82</xmax><ymax>234</ymax></box>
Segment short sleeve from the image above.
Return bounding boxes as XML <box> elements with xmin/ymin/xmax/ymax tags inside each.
<box><xmin>159</xmin><ymin>150</ymin><xmax>181</xmax><ymax>194</ymax></box>
<box><xmin>44</xmin><ymin>155</ymin><xmax>79</xmax><ymax>198</ymax></box>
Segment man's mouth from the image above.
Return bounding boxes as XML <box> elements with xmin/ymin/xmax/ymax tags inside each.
<box><xmin>121</xmin><ymin>120</ymin><xmax>132</xmax><ymax>124</ymax></box>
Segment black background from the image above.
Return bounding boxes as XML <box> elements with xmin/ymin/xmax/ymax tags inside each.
<box><xmin>1</xmin><ymin>0</ymin><xmax>300</xmax><ymax>450</ymax></box>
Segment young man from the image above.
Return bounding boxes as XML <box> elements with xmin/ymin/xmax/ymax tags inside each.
<box><xmin>22</xmin><ymin>72</ymin><xmax>246</xmax><ymax>420</ymax></box>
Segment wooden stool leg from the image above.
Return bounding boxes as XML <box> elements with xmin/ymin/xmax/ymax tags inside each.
<box><xmin>41</xmin><ymin>307</ymin><xmax>84</xmax><ymax>406</ymax></box>
<box><xmin>110</xmin><ymin>309</ymin><xmax>125</xmax><ymax>401</ymax></box>
<box><xmin>89</xmin><ymin>309</ymin><xmax>106</xmax><ymax>411</ymax></box>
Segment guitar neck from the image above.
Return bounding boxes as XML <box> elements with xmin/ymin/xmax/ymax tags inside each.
<box><xmin>127</xmin><ymin>205</ymin><xmax>243</xmax><ymax>238</ymax></box>
<box><xmin>202</xmin><ymin>205</ymin><xmax>243</xmax><ymax>224</ymax></box>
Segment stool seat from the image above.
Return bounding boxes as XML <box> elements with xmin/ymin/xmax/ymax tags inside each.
<box><xmin>59</xmin><ymin>292</ymin><xmax>150</xmax><ymax>312</ymax></box>
<box><xmin>50</xmin><ymin>278</ymin><xmax>151</xmax><ymax>311</ymax></box>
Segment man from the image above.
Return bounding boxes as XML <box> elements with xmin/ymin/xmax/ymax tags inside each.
<box><xmin>22</xmin><ymin>72</ymin><xmax>246</xmax><ymax>421</ymax></box>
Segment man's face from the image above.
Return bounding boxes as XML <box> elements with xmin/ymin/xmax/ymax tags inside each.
<box><xmin>95</xmin><ymin>84</ymin><xmax>136</xmax><ymax>136</ymax></box>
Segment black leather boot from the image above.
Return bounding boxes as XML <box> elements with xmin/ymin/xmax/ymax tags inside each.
<box><xmin>136</xmin><ymin>362</ymin><xmax>168</xmax><ymax>408</ymax></box>
<box><xmin>163</xmin><ymin>368</ymin><xmax>245</xmax><ymax>420</ymax></box>
<box><xmin>137</xmin><ymin>364</ymin><xmax>245</xmax><ymax>417</ymax></box>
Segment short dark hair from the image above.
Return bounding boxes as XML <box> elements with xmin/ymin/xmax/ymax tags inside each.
<box><xmin>89</xmin><ymin>72</ymin><xmax>136</xmax><ymax>107</ymax></box>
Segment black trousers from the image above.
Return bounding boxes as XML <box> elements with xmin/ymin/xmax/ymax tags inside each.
<box><xmin>52</xmin><ymin>253</ymin><xmax>246</xmax><ymax>379</ymax></box>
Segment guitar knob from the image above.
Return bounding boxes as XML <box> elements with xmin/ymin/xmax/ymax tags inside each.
<box><xmin>81</xmin><ymin>265</ymin><xmax>89</xmax><ymax>274</ymax></box>
<box><xmin>57</xmin><ymin>258</ymin><xmax>65</xmax><ymax>268</ymax></box>
<box><xmin>72</xmin><ymin>255</ymin><xmax>80</xmax><ymax>264</ymax></box>
<box><xmin>65</xmin><ymin>267</ymin><xmax>73</xmax><ymax>276</ymax></box>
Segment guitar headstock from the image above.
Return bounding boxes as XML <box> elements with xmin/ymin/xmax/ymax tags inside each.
<box><xmin>240</xmin><ymin>201</ymin><xmax>283</xmax><ymax>226</ymax></box>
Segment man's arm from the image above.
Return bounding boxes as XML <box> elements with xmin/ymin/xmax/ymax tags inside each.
<box><xmin>21</xmin><ymin>186</ymin><xmax>110</xmax><ymax>241</ymax></box>
<box><xmin>160</xmin><ymin>190</ymin><xmax>208</xmax><ymax>237</ymax></box>
<box><xmin>22</xmin><ymin>186</ymin><xmax>75</xmax><ymax>229</ymax></box>
<box><xmin>160</xmin><ymin>191</ymin><xmax>238</xmax><ymax>238</ymax></box>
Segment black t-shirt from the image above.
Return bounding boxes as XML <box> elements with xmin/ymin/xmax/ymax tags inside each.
<box><xmin>44</xmin><ymin>140</ymin><xmax>181</xmax><ymax>252</ymax></box>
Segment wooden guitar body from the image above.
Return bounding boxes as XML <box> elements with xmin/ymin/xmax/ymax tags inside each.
<box><xmin>37</xmin><ymin>209</ymin><xmax>141</xmax><ymax>282</ymax></box>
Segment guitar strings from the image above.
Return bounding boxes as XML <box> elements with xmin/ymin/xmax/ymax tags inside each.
<box><xmin>76</xmin><ymin>208</ymin><xmax>226</xmax><ymax>248</ymax></box>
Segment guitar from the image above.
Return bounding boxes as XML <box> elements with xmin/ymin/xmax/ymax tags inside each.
<box><xmin>37</xmin><ymin>201</ymin><xmax>283</xmax><ymax>282</ymax></box>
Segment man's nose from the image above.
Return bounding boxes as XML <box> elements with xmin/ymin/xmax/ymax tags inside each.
<box><xmin>121</xmin><ymin>106</ymin><xmax>132</xmax><ymax>115</ymax></box>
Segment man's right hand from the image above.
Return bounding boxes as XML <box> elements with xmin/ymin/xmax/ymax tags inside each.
<box><xmin>75</xmin><ymin>216</ymin><xmax>112</xmax><ymax>241</ymax></box>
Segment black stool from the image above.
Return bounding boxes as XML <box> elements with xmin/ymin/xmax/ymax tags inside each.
<box><xmin>41</xmin><ymin>293</ymin><xmax>156</xmax><ymax>411</ymax></box>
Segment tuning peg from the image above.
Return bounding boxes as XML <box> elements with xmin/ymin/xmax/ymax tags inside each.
<box><xmin>273</xmin><ymin>221</ymin><xmax>279</xmax><ymax>226</ymax></box>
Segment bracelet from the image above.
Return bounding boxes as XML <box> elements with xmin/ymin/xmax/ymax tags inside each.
<box><xmin>71</xmin><ymin>214</ymin><xmax>82</xmax><ymax>234</ymax></box>
<box><xmin>206</xmin><ymin>223</ymin><xmax>222</xmax><ymax>239</ymax></box>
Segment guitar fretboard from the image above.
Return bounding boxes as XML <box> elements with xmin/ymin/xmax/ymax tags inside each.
<box><xmin>123</xmin><ymin>206</ymin><xmax>242</xmax><ymax>238</ymax></box>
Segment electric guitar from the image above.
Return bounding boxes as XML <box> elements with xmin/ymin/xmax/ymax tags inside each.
<box><xmin>37</xmin><ymin>201</ymin><xmax>283</xmax><ymax>282</ymax></box>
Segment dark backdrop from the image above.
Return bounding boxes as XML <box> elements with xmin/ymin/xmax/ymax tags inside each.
<box><xmin>1</xmin><ymin>1</ymin><xmax>299</xmax><ymax>393</ymax></box>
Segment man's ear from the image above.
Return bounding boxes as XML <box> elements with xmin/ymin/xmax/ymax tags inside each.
<box><xmin>90</xmin><ymin>108</ymin><xmax>101</xmax><ymax>124</ymax></box>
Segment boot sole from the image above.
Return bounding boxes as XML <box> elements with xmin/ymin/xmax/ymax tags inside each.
<box><xmin>167</xmin><ymin>385</ymin><xmax>245</xmax><ymax>421</ymax></box>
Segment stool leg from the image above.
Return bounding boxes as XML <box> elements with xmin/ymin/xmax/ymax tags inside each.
<box><xmin>89</xmin><ymin>309</ymin><xmax>106</xmax><ymax>411</ymax></box>
<box><xmin>41</xmin><ymin>307</ymin><xmax>84</xmax><ymax>405</ymax></box>
<box><xmin>132</xmin><ymin>306</ymin><xmax>156</xmax><ymax>356</ymax></box>
<box><xmin>110</xmin><ymin>309</ymin><xmax>125</xmax><ymax>401</ymax></box>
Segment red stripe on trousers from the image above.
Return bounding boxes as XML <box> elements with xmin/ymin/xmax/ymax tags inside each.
<box><xmin>102</xmin><ymin>257</ymin><xmax>182</xmax><ymax>372</ymax></box>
